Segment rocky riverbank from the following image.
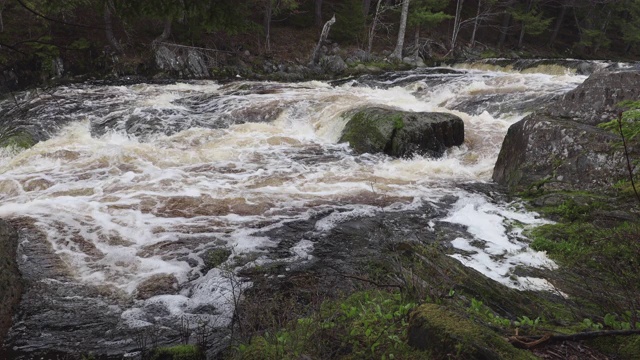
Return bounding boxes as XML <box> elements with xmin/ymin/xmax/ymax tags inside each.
<box><xmin>0</xmin><ymin>220</ymin><xmax>21</xmax><ymax>351</ymax></box>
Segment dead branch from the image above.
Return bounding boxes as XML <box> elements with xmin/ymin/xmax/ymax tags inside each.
<box><xmin>508</xmin><ymin>329</ymin><xmax>640</xmax><ymax>349</ymax></box>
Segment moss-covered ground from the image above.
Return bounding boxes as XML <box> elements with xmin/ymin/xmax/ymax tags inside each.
<box><xmin>222</xmin><ymin>188</ymin><xmax>640</xmax><ymax>360</ymax></box>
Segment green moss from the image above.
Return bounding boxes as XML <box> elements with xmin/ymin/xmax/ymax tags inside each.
<box><xmin>392</xmin><ymin>115</ymin><xmax>404</xmax><ymax>130</ymax></box>
<box><xmin>408</xmin><ymin>304</ymin><xmax>537</xmax><ymax>360</ymax></box>
<box><xmin>150</xmin><ymin>344</ymin><xmax>201</xmax><ymax>360</ymax></box>
<box><xmin>202</xmin><ymin>248</ymin><xmax>232</xmax><ymax>272</ymax></box>
<box><xmin>589</xmin><ymin>335</ymin><xmax>640</xmax><ymax>359</ymax></box>
<box><xmin>480</xmin><ymin>50</ymin><xmax>499</xmax><ymax>59</ymax></box>
<box><xmin>0</xmin><ymin>132</ymin><xmax>36</xmax><ymax>149</ymax></box>
<box><xmin>339</xmin><ymin>109</ymin><xmax>397</xmax><ymax>154</ymax></box>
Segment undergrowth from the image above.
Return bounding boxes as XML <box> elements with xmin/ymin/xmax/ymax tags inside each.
<box><xmin>232</xmin><ymin>290</ymin><xmax>426</xmax><ymax>360</ymax></box>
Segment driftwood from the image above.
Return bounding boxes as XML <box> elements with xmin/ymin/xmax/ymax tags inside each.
<box><xmin>310</xmin><ymin>14</ymin><xmax>335</xmax><ymax>66</ymax></box>
<box><xmin>508</xmin><ymin>329</ymin><xmax>640</xmax><ymax>349</ymax></box>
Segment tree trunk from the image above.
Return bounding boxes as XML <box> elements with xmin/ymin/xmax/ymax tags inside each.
<box><xmin>549</xmin><ymin>4</ymin><xmax>567</xmax><ymax>46</ymax></box>
<box><xmin>154</xmin><ymin>17</ymin><xmax>173</xmax><ymax>44</ymax></box>
<box><xmin>363</xmin><ymin>0</ymin><xmax>371</xmax><ymax>17</ymax></box>
<box><xmin>0</xmin><ymin>0</ymin><xmax>5</xmax><ymax>33</ymax></box>
<box><xmin>498</xmin><ymin>11</ymin><xmax>511</xmax><ymax>48</ymax></box>
<box><xmin>470</xmin><ymin>0</ymin><xmax>482</xmax><ymax>47</ymax></box>
<box><xmin>414</xmin><ymin>27</ymin><xmax>420</xmax><ymax>57</ymax></box>
<box><xmin>593</xmin><ymin>8</ymin><xmax>612</xmax><ymax>55</ymax></box>
<box><xmin>310</xmin><ymin>14</ymin><xmax>336</xmax><ymax>65</ymax></box>
<box><xmin>367</xmin><ymin>0</ymin><xmax>384</xmax><ymax>60</ymax></box>
<box><xmin>315</xmin><ymin>0</ymin><xmax>323</xmax><ymax>27</ymax></box>
<box><xmin>451</xmin><ymin>0</ymin><xmax>464</xmax><ymax>50</ymax></box>
<box><xmin>391</xmin><ymin>0</ymin><xmax>410</xmax><ymax>60</ymax></box>
<box><xmin>103</xmin><ymin>0</ymin><xmax>123</xmax><ymax>53</ymax></box>
<box><xmin>264</xmin><ymin>1</ymin><xmax>273</xmax><ymax>53</ymax></box>
<box><xmin>517</xmin><ymin>0</ymin><xmax>533</xmax><ymax>49</ymax></box>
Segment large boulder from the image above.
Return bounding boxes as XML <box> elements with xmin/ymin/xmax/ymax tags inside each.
<box><xmin>493</xmin><ymin>68</ymin><xmax>640</xmax><ymax>192</ymax></box>
<box><xmin>0</xmin><ymin>220</ymin><xmax>21</xmax><ymax>348</ymax></box>
<box><xmin>339</xmin><ymin>107</ymin><xmax>464</xmax><ymax>158</ymax></box>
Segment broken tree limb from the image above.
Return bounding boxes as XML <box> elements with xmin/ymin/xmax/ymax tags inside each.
<box><xmin>508</xmin><ymin>329</ymin><xmax>640</xmax><ymax>349</ymax></box>
<box><xmin>310</xmin><ymin>14</ymin><xmax>335</xmax><ymax>66</ymax></box>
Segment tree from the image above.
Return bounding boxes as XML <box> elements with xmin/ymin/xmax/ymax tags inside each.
<box><xmin>572</xmin><ymin>0</ymin><xmax>618</xmax><ymax>55</ymax></box>
<box><xmin>407</xmin><ymin>0</ymin><xmax>450</xmax><ymax>57</ymax></box>
<box><xmin>390</xmin><ymin>0</ymin><xmax>410</xmax><ymax>60</ymax></box>
<box><xmin>468</xmin><ymin>0</ymin><xmax>501</xmax><ymax>47</ymax></box>
<box><xmin>333</xmin><ymin>0</ymin><xmax>367</xmax><ymax>44</ymax></box>
<box><xmin>315</xmin><ymin>0</ymin><xmax>323</xmax><ymax>26</ymax></box>
<box><xmin>548</xmin><ymin>1</ymin><xmax>569</xmax><ymax>47</ymax></box>
<box><xmin>0</xmin><ymin>0</ymin><xmax>6</xmax><ymax>32</ymax></box>
<box><xmin>366</xmin><ymin>0</ymin><xmax>384</xmax><ymax>58</ymax></box>
<box><xmin>512</xmin><ymin>0</ymin><xmax>552</xmax><ymax>48</ymax></box>
<box><xmin>450</xmin><ymin>0</ymin><xmax>464</xmax><ymax>50</ymax></box>
<box><xmin>260</xmin><ymin>0</ymin><xmax>298</xmax><ymax>52</ymax></box>
<box><xmin>615</xmin><ymin>0</ymin><xmax>640</xmax><ymax>53</ymax></box>
<box><xmin>103</xmin><ymin>0</ymin><xmax>123</xmax><ymax>53</ymax></box>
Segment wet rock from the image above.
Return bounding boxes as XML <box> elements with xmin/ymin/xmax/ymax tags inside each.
<box><xmin>0</xmin><ymin>220</ymin><xmax>21</xmax><ymax>349</ymax></box>
<box><xmin>544</xmin><ymin>70</ymin><xmax>640</xmax><ymax>126</ymax></box>
<box><xmin>155</xmin><ymin>45</ymin><xmax>211</xmax><ymax>78</ymax></box>
<box><xmin>186</xmin><ymin>49</ymin><xmax>209</xmax><ymax>78</ymax></box>
<box><xmin>135</xmin><ymin>274</ymin><xmax>179</xmax><ymax>300</ymax></box>
<box><xmin>402</xmin><ymin>56</ymin><xmax>425</xmax><ymax>67</ymax></box>
<box><xmin>319</xmin><ymin>55</ymin><xmax>347</xmax><ymax>74</ymax></box>
<box><xmin>467</xmin><ymin>58</ymin><xmax>606</xmax><ymax>75</ymax></box>
<box><xmin>407</xmin><ymin>304</ymin><xmax>536</xmax><ymax>360</ymax></box>
<box><xmin>339</xmin><ymin>106</ymin><xmax>464</xmax><ymax>158</ymax></box>
<box><xmin>493</xmin><ymin>68</ymin><xmax>640</xmax><ymax>192</ymax></box>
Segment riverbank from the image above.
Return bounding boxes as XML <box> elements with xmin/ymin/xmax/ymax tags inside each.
<box><xmin>1</xmin><ymin>61</ymin><xmax>639</xmax><ymax>360</ymax></box>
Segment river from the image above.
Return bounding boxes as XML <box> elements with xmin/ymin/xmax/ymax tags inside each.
<box><xmin>0</xmin><ymin>63</ymin><xmax>592</xmax><ymax>357</ymax></box>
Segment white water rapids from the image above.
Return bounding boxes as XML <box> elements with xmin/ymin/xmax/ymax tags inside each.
<box><xmin>0</xmin><ymin>67</ymin><xmax>586</xmax><ymax>338</ymax></box>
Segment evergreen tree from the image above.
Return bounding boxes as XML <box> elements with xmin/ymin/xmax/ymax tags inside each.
<box><xmin>616</xmin><ymin>0</ymin><xmax>640</xmax><ymax>54</ymax></box>
<box><xmin>407</xmin><ymin>0</ymin><xmax>450</xmax><ymax>56</ymax></box>
<box><xmin>511</xmin><ymin>0</ymin><xmax>552</xmax><ymax>48</ymax></box>
<box><xmin>332</xmin><ymin>0</ymin><xmax>367</xmax><ymax>44</ymax></box>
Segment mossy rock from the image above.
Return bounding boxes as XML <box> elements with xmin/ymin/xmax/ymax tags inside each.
<box><xmin>150</xmin><ymin>344</ymin><xmax>202</xmax><ymax>360</ymax></box>
<box><xmin>339</xmin><ymin>107</ymin><xmax>464</xmax><ymax>158</ymax></box>
<box><xmin>407</xmin><ymin>303</ymin><xmax>537</xmax><ymax>360</ymax></box>
<box><xmin>202</xmin><ymin>248</ymin><xmax>232</xmax><ymax>272</ymax></box>
<box><xmin>0</xmin><ymin>131</ymin><xmax>36</xmax><ymax>149</ymax></box>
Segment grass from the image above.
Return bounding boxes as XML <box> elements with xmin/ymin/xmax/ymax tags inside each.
<box><xmin>150</xmin><ymin>344</ymin><xmax>202</xmax><ymax>360</ymax></box>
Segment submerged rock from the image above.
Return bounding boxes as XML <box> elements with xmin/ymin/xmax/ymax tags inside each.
<box><xmin>339</xmin><ymin>107</ymin><xmax>464</xmax><ymax>158</ymax></box>
<box><xmin>493</xmin><ymin>68</ymin><xmax>640</xmax><ymax>192</ymax></box>
<box><xmin>0</xmin><ymin>220</ymin><xmax>21</xmax><ymax>349</ymax></box>
<box><xmin>0</xmin><ymin>130</ymin><xmax>36</xmax><ymax>149</ymax></box>
<box><xmin>135</xmin><ymin>274</ymin><xmax>179</xmax><ymax>300</ymax></box>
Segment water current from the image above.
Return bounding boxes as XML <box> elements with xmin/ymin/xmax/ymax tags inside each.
<box><xmin>0</xmin><ymin>65</ymin><xmax>591</xmax><ymax>356</ymax></box>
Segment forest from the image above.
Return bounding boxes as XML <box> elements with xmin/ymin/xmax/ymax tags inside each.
<box><xmin>2</xmin><ymin>0</ymin><xmax>640</xmax><ymax>86</ymax></box>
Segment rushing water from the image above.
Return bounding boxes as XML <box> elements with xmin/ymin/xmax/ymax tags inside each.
<box><xmin>0</xmin><ymin>66</ymin><xmax>589</xmax><ymax>356</ymax></box>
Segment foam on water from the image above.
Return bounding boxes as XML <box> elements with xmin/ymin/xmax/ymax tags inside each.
<box><xmin>0</xmin><ymin>68</ymin><xmax>587</xmax><ymax>332</ymax></box>
<box><xmin>443</xmin><ymin>193</ymin><xmax>557</xmax><ymax>291</ymax></box>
